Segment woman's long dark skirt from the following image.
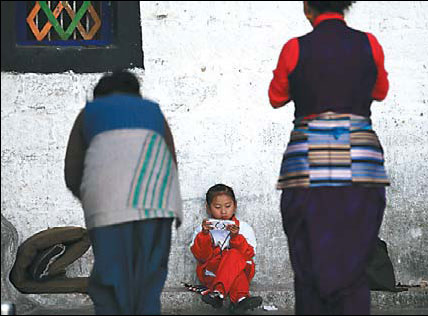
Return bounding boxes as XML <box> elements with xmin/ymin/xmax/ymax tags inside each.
<box><xmin>281</xmin><ymin>186</ymin><xmax>385</xmax><ymax>315</ymax></box>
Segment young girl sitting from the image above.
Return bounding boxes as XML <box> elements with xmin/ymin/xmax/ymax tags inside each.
<box><xmin>190</xmin><ymin>184</ymin><xmax>263</xmax><ymax>313</ymax></box>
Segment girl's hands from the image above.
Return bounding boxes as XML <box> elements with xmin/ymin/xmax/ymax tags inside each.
<box><xmin>202</xmin><ymin>219</ymin><xmax>213</xmax><ymax>234</ymax></box>
<box><xmin>201</xmin><ymin>219</ymin><xmax>239</xmax><ymax>236</ymax></box>
<box><xmin>227</xmin><ymin>224</ymin><xmax>240</xmax><ymax>237</ymax></box>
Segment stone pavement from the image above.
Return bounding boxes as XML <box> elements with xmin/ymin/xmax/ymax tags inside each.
<box><xmin>23</xmin><ymin>305</ymin><xmax>428</xmax><ymax>315</ymax></box>
<box><xmin>23</xmin><ymin>286</ymin><xmax>428</xmax><ymax>315</ymax></box>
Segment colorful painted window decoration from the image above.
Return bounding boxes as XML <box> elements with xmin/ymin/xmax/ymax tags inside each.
<box><xmin>16</xmin><ymin>1</ymin><xmax>112</xmax><ymax>46</ymax></box>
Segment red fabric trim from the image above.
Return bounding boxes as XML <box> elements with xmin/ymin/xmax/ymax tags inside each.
<box><xmin>366</xmin><ymin>33</ymin><xmax>389</xmax><ymax>101</ymax></box>
<box><xmin>268</xmin><ymin>37</ymin><xmax>299</xmax><ymax>108</ymax></box>
<box><xmin>313</xmin><ymin>12</ymin><xmax>345</xmax><ymax>28</ymax></box>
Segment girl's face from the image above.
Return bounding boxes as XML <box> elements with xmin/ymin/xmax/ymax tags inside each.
<box><xmin>207</xmin><ymin>193</ymin><xmax>236</xmax><ymax>220</ymax></box>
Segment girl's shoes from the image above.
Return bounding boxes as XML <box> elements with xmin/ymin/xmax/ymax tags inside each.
<box><xmin>230</xmin><ymin>296</ymin><xmax>263</xmax><ymax>314</ymax></box>
<box><xmin>201</xmin><ymin>291</ymin><xmax>224</xmax><ymax>309</ymax></box>
<box><xmin>202</xmin><ymin>292</ymin><xmax>263</xmax><ymax>313</ymax></box>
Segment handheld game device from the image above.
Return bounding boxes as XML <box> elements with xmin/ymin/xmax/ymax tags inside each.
<box><xmin>207</xmin><ymin>219</ymin><xmax>235</xmax><ymax>231</ymax></box>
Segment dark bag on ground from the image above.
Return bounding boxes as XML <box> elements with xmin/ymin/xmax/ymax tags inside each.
<box><xmin>367</xmin><ymin>237</ymin><xmax>402</xmax><ymax>292</ymax></box>
<box><xmin>9</xmin><ymin>226</ymin><xmax>90</xmax><ymax>294</ymax></box>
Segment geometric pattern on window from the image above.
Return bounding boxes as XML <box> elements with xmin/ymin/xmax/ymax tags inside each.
<box><xmin>2</xmin><ymin>1</ymin><xmax>143</xmax><ymax>73</ymax></box>
<box><xmin>17</xmin><ymin>1</ymin><xmax>111</xmax><ymax>46</ymax></box>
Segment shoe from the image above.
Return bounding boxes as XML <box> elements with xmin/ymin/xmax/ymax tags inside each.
<box><xmin>230</xmin><ymin>296</ymin><xmax>263</xmax><ymax>314</ymax></box>
<box><xmin>201</xmin><ymin>291</ymin><xmax>224</xmax><ymax>309</ymax></box>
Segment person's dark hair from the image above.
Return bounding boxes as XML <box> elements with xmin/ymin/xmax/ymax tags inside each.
<box><xmin>306</xmin><ymin>1</ymin><xmax>355</xmax><ymax>14</ymax></box>
<box><xmin>206</xmin><ymin>184</ymin><xmax>237</xmax><ymax>205</ymax></box>
<box><xmin>93</xmin><ymin>69</ymin><xmax>141</xmax><ymax>99</ymax></box>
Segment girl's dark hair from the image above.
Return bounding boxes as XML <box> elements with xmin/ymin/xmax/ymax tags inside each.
<box><xmin>307</xmin><ymin>1</ymin><xmax>355</xmax><ymax>14</ymax></box>
<box><xmin>93</xmin><ymin>69</ymin><xmax>141</xmax><ymax>99</ymax></box>
<box><xmin>206</xmin><ymin>184</ymin><xmax>236</xmax><ymax>205</ymax></box>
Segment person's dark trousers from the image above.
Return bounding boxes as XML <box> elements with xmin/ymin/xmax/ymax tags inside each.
<box><xmin>87</xmin><ymin>218</ymin><xmax>173</xmax><ymax>315</ymax></box>
<box><xmin>280</xmin><ymin>187</ymin><xmax>385</xmax><ymax>315</ymax></box>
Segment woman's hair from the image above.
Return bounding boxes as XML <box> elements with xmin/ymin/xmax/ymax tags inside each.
<box><xmin>93</xmin><ymin>69</ymin><xmax>141</xmax><ymax>99</ymax></box>
<box><xmin>306</xmin><ymin>1</ymin><xmax>355</xmax><ymax>14</ymax></box>
<box><xmin>206</xmin><ymin>184</ymin><xmax>237</xmax><ymax>205</ymax></box>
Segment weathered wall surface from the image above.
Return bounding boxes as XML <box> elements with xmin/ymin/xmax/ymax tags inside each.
<box><xmin>1</xmin><ymin>1</ymin><xmax>427</xmax><ymax>308</ymax></box>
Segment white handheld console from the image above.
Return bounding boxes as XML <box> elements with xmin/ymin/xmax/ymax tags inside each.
<box><xmin>207</xmin><ymin>219</ymin><xmax>235</xmax><ymax>231</ymax></box>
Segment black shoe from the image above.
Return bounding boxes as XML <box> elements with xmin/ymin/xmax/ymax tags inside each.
<box><xmin>230</xmin><ymin>296</ymin><xmax>263</xmax><ymax>314</ymax></box>
<box><xmin>201</xmin><ymin>291</ymin><xmax>224</xmax><ymax>309</ymax></box>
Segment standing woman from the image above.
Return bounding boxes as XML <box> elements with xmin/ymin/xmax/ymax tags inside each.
<box><xmin>269</xmin><ymin>1</ymin><xmax>389</xmax><ymax>315</ymax></box>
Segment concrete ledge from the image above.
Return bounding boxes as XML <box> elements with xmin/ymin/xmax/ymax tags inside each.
<box><xmin>22</xmin><ymin>286</ymin><xmax>428</xmax><ymax>315</ymax></box>
<box><xmin>160</xmin><ymin>287</ymin><xmax>428</xmax><ymax>313</ymax></box>
<box><xmin>371</xmin><ymin>288</ymin><xmax>428</xmax><ymax>309</ymax></box>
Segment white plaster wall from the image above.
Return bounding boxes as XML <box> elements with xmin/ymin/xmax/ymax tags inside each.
<box><xmin>1</xmin><ymin>1</ymin><xmax>427</xmax><ymax>306</ymax></box>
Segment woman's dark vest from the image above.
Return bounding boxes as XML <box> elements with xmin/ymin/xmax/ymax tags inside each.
<box><xmin>289</xmin><ymin>19</ymin><xmax>378</xmax><ymax>118</ymax></box>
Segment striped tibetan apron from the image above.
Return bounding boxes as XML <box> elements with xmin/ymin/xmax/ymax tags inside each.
<box><xmin>277</xmin><ymin>112</ymin><xmax>389</xmax><ymax>189</ymax></box>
